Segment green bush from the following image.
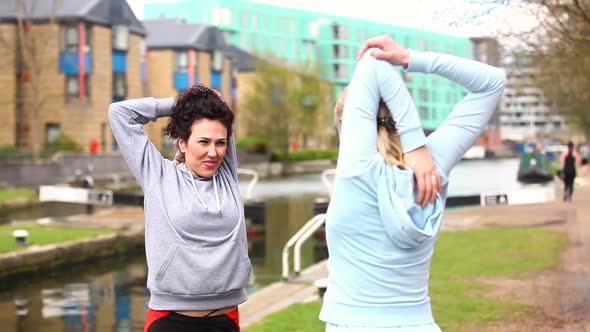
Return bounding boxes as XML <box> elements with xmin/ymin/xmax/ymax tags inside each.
<box><xmin>236</xmin><ymin>136</ymin><xmax>269</xmax><ymax>154</ymax></box>
<box><xmin>45</xmin><ymin>133</ymin><xmax>81</xmax><ymax>154</ymax></box>
<box><xmin>271</xmin><ymin>148</ymin><xmax>338</xmax><ymax>162</ymax></box>
<box><xmin>0</xmin><ymin>146</ymin><xmax>33</xmax><ymax>160</ymax></box>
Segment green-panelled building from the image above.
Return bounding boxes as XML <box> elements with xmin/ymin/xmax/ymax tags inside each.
<box><xmin>144</xmin><ymin>0</ymin><xmax>472</xmax><ymax>130</ymax></box>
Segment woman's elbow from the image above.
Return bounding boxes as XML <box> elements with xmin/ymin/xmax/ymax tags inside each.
<box><xmin>495</xmin><ymin>68</ymin><xmax>507</xmax><ymax>89</ymax></box>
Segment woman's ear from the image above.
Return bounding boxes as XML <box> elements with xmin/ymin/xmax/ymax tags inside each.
<box><xmin>178</xmin><ymin>139</ymin><xmax>187</xmax><ymax>153</ymax></box>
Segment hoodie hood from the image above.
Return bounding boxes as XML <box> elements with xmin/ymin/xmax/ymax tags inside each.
<box><xmin>178</xmin><ymin>162</ymin><xmax>222</xmax><ymax>216</ymax></box>
<box><xmin>377</xmin><ymin>162</ymin><xmax>448</xmax><ymax>249</ymax></box>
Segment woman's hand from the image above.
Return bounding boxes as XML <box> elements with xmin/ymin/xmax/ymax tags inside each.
<box><xmin>404</xmin><ymin>146</ymin><xmax>442</xmax><ymax>207</ymax></box>
<box><xmin>357</xmin><ymin>34</ymin><xmax>410</xmax><ymax>68</ymax></box>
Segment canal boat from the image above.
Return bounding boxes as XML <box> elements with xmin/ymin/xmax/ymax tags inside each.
<box><xmin>517</xmin><ymin>150</ymin><xmax>554</xmax><ymax>184</ymax></box>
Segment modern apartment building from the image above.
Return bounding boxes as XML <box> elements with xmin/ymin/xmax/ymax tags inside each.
<box><xmin>144</xmin><ymin>0</ymin><xmax>473</xmax><ymax>131</ymax></box>
<box><xmin>143</xmin><ymin>18</ymin><xmax>236</xmax><ymax>150</ymax></box>
<box><xmin>471</xmin><ymin>37</ymin><xmax>502</xmax><ymax>153</ymax></box>
<box><xmin>0</xmin><ymin>0</ymin><xmax>145</xmax><ymax>152</ymax></box>
<box><xmin>500</xmin><ymin>54</ymin><xmax>567</xmax><ymax>141</ymax></box>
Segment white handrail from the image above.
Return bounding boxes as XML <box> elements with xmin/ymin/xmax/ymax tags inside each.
<box><xmin>237</xmin><ymin>168</ymin><xmax>259</xmax><ymax>201</ymax></box>
<box><xmin>321</xmin><ymin>168</ymin><xmax>336</xmax><ymax>197</ymax></box>
<box><xmin>294</xmin><ymin>214</ymin><xmax>326</xmax><ymax>275</ymax></box>
<box><xmin>281</xmin><ymin>213</ymin><xmax>326</xmax><ymax>280</ymax></box>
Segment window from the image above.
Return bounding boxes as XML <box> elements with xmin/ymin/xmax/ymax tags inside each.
<box><xmin>223</xmin><ymin>31</ymin><xmax>231</xmax><ymax>43</ymax></box>
<box><xmin>305</xmin><ymin>41</ymin><xmax>314</xmax><ymax>59</ymax></box>
<box><xmin>333</xmin><ymin>64</ymin><xmax>349</xmax><ymax>79</ymax></box>
<box><xmin>241</xmin><ymin>11</ymin><xmax>249</xmax><ymax>28</ymax></box>
<box><xmin>239</xmin><ymin>33</ymin><xmax>247</xmax><ymax>48</ymax></box>
<box><xmin>332</xmin><ymin>25</ymin><xmax>348</xmax><ymax>39</ymax></box>
<box><xmin>45</xmin><ymin>123</ymin><xmax>60</xmax><ymax>145</ymax></box>
<box><xmin>113</xmin><ymin>73</ymin><xmax>127</xmax><ymax>100</ymax></box>
<box><xmin>418</xmin><ymin>88</ymin><xmax>428</xmax><ymax>102</ymax></box>
<box><xmin>419</xmin><ymin>106</ymin><xmax>428</xmax><ymax>119</ymax></box>
<box><xmin>251</xmin><ymin>14</ymin><xmax>258</xmax><ymax>29</ymax></box>
<box><xmin>263</xmin><ymin>15</ymin><xmax>270</xmax><ymax>29</ymax></box>
<box><xmin>402</xmin><ymin>71</ymin><xmax>413</xmax><ymax>83</ymax></box>
<box><xmin>212</xmin><ymin>51</ymin><xmax>223</xmax><ymax>71</ymax></box>
<box><xmin>192</xmin><ymin>51</ymin><xmax>198</xmax><ymax>73</ymax></box>
<box><xmin>61</xmin><ymin>24</ymin><xmax>91</xmax><ymax>52</ymax></box>
<box><xmin>174</xmin><ymin>51</ymin><xmax>189</xmax><ymax>72</ymax></box>
<box><xmin>112</xmin><ymin>24</ymin><xmax>129</xmax><ymax>51</ymax></box>
<box><xmin>212</xmin><ymin>7</ymin><xmax>233</xmax><ymax>25</ymax></box>
<box><xmin>333</xmin><ymin>45</ymin><xmax>347</xmax><ymax>58</ymax></box>
<box><xmin>231</xmin><ymin>67</ymin><xmax>238</xmax><ymax>87</ymax></box>
<box><xmin>139</xmin><ymin>40</ymin><xmax>146</xmax><ymax>64</ymax></box>
<box><xmin>309</xmin><ymin>21</ymin><xmax>319</xmax><ymax>37</ymax></box>
<box><xmin>66</xmin><ymin>75</ymin><xmax>90</xmax><ymax>101</ymax></box>
<box><xmin>63</xmin><ymin>26</ymin><xmax>78</xmax><ymax>52</ymax></box>
<box><xmin>418</xmin><ymin>37</ymin><xmax>427</xmax><ymax>50</ymax></box>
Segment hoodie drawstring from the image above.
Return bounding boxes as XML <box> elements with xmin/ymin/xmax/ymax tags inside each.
<box><xmin>189</xmin><ymin>172</ymin><xmax>221</xmax><ymax>216</ymax></box>
<box><xmin>213</xmin><ymin>175</ymin><xmax>221</xmax><ymax>216</ymax></box>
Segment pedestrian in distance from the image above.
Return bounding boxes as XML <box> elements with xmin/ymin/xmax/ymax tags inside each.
<box><xmin>320</xmin><ymin>35</ymin><xmax>506</xmax><ymax>331</ymax></box>
<box><xmin>109</xmin><ymin>84</ymin><xmax>251</xmax><ymax>332</ymax></box>
<box><xmin>561</xmin><ymin>141</ymin><xmax>581</xmax><ymax>202</ymax></box>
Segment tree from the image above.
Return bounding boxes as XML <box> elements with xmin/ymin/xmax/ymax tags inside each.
<box><xmin>455</xmin><ymin>0</ymin><xmax>590</xmax><ymax>138</ymax></box>
<box><xmin>0</xmin><ymin>0</ymin><xmax>62</xmax><ymax>158</ymax></box>
<box><xmin>241</xmin><ymin>54</ymin><xmax>334</xmax><ymax>174</ymax></box>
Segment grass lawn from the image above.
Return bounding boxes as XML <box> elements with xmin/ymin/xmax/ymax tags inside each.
<box><xmin>244</xmin><ymin>227</ymin><xmax>568</xmax><ymax>332</ymax></box>
<box><xmin>0</xmin><ymin>224</ymin><xmax>114</xmax><ymax>253</ymax></box>
<box><xmin>0</xmin><ymin>188</ymin><xmax>35</xmax><ymax>203</ymax></box>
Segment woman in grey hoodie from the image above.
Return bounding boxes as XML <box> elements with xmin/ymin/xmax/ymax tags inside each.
<box><xmin>109</xmin><ymin>84</ymin><xmax>251</xmax><ymax>332</ymax></box>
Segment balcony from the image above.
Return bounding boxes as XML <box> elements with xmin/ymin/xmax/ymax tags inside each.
<box><xmin>59</xmin><ymin>52</ymin><xmax>92</xmax><ymax>74</ymax></box>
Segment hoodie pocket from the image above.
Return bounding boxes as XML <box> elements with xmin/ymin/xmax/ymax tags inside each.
<box><xmin>154</xmin><ymin>240</ymin><xmax>251</xmax><ymax>296</ymax></box>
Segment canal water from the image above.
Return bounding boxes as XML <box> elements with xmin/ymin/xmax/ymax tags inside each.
<box><xmin>0</xmin><ymin>158</ymin><xmax>546</xmax><ymax>331</ymax></box>
<box><xmin>0</xmin><ymin>196</ymin><xmax>323</xmax><ymax>332</ymax></box>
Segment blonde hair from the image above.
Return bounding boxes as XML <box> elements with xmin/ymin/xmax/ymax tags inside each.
<box><xmin>377</xmin><ymin>101</ymin><xmax>405</xmax><ymax>168</ymax></box>
<box><xmin>333</xmin><ymin>87</ymin><xmax>405</xmax><ymax>168</ymax></box>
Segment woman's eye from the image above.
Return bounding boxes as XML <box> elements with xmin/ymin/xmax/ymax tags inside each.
<box><xmin>216</xmin><ymin>141</ymin><xmax>226</xmax><ymax>146</ymax></box>
<box><xmin>199</xmin><ymin>140</ymin><xmax>209</xmax><ymax>145</ymax></box>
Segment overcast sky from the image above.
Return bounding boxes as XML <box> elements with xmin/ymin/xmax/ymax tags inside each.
<box><xmin>126</xmin><ymin>0</ymin><xmax>536</xmax><ymax>41</ymax></box>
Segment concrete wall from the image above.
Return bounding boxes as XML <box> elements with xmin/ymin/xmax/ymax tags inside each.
<box><xmin>0</xmin><ymin>153</ymin><xmax>133</xmax><ymax>187</ymax></box>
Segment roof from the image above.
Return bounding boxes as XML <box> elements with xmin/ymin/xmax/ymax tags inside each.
<box><xmin>144</xmin><ymin>19</ymin><xmax>227</xmax><ymax>52</ymax></box>
<box><xmin>0</xmin><ymin>0</ymin><xmax>145</xmax><ymax>35</ymax></box>
<box><xmin>225</xmin><ymin>45</ymin><xmax>256</xmax><ymax>72</ymax></box>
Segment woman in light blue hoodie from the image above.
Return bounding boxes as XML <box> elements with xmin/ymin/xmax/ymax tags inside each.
<box><xmin>319</xmin><ymin>35</ymin><xmax>506</xmax><ymax>331</ymax></box>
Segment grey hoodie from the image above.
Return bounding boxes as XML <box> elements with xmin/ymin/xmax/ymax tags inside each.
<box><xmin>108</xmin><ymin>97</ymin><xmax>252</xmax><ymax>310</ymax></box>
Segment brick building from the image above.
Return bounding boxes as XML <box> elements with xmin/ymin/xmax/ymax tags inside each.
<box><xmin>0</xmin><ymin>0</ymin><xmax>145</xmax><ymax>153</ymax></box>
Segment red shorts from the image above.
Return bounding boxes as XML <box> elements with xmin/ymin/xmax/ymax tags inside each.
<box><xmin>144</xmin><ymin>307</ymin><xmax>240</xmax><ymax>332</ymax></box>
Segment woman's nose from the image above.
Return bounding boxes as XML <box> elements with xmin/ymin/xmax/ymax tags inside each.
<box><xmin>207</xmin><ymin>145</ymin><xmax>217</xmax><ymax>156</ymax></box>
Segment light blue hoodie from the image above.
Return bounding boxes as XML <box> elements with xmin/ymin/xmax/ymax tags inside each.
<box><xmin>319</xmin><ymin>50</ymin><xmax>506</xmax><ymax>327</ymax></box>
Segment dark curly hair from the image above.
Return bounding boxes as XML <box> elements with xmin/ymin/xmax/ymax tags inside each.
<box><xmin>166</xmin><ymin>84</ymin><xmax>234</xmax><ymax>141</ymax></box>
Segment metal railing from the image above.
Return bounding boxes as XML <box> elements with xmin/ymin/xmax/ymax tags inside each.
<box><xmin>237</xmin><ymin>168</ymin><xmax>259</xmax><ymax>201</ymax></box>
<box><xmin>281</xmin><ymin>213</ymin><xmax>326</xmax><ymax>280</ymax></box>
<box><xmin>280</xmin><ymin>168</ymin><xmax>335</xmax><ymax>281</ymax></box>
<box><xmin>321</xmin><ymin>168</ymin><xmax>336</xmax><ymax>197</ymax></box>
